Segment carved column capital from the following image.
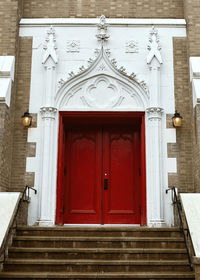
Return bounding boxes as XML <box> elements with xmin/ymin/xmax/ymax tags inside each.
<box><xmin>146</xmin><ymin>107</ymin><xmax>164</xmax><ymax>120</ymax></box>
<box><xmin>40</xmin><ymin>107</ymin><xmax>57</xmax><ymax>120</ymax></box>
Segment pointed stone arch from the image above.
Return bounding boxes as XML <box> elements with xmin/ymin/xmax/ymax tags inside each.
<box><xmin>55</xmin><ymin>47</ymin><xmax>149</xmax><ymax>111</ymax></box>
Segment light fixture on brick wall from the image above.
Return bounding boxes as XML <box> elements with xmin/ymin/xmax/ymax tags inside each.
<box><xmin>172</xmin><ymin>111</ymin><xmax>182</xmax><ymax>127</ymax></box>
<box><xmin>22</xmin><ymin>111</ymin><xmax>32</xmax><ymax>127</ymax></box>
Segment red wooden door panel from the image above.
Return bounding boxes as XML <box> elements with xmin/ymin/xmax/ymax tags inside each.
<box><xmin>63</xmin><ymin>124</ymin><xmax>141</xmax><ymax>224</ymax></box>
<box><xmin>63</xmin><ymin>125</ymin><xmax>102</xmax><ymax>224</ymax></box>
<box><xmin>103</xmin><ymin>126</ymin><xmax>140</xmax><ymax>224</ymax></box>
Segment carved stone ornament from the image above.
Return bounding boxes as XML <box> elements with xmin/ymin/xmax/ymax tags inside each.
<box><xmin>67</xmin><ymin>40</ymin><xmax>80</xmax><ymax>53</ymax></box>
<box><xmin>147</xmin><ymin>26</ymin><xmax>162</xmax><ymax>65</ymax></box>
<box><xmin>58</xmin><ymin>78</ymin><xmax>66</xmax><ymax>89</ymax></box>
<box><xmin>42</xmin><ymin>26</ymin><xmax>58</xmax><ymax>64</ymax></box>
<box><xmin>146</xmin><ymin>107</ymin><xmax>163</xmax><ymax>120</ymax></box>
<box><xmin>96</xmin><ymin>63</ymin><xmax>107</xmax><ymax>72</ymax></box>
<box><xmin>40</xmin><ymin>107</ymin><xmax>57</xmax><ymax>119</ymax></box>
<box><xmin>125</xmin><ymin>41</ymin><xmax>139</xmax><ymax>53</ymax></box>
<box><xmin>57</xmin><ymin>46</ymin><xmax>149</xmax><ymax>94</ymax></box>
<box><xmin>96</xmin><ymin>15</ymin><xmax>110</xmax><ymax>43</ymax></box>
<box><xmin>80</xmin><ymin>77</ymin><xmax>124</xmax><ymax>109</ymax></box>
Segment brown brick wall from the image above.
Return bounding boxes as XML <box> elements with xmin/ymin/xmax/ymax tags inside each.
<box><xmin>168</xmin><ymin>37</ymin><xmax>194</xmax><ymax>192</ymax></box>
<box><xmin>0</xmin><ymin>0</ymin><xmax>24</xmax><ymax>192</ymax></box>
<box><xmin>183</xmin><ymin>0</ymin><xmax>200</xmax><ymax>192</ymax></box>
<box><xmin>0</xmin><ymin>104</ymin><xmax>12</xmax><ymax>192</ymax></box>
<box><xmin>184</xmin><ymin>0</ymin><xmax>200</xmax><ymax>56</ymax></box>
<box><xmin>0</xmin><ymin>0</ymin><xmax>23</xmax><ymax>56</ymax></box>
<box><xmin>10</xmin><ymin>37</ymin><xmax>34</xmax><ymax>192</ymax></box>
<box><xmin>23</xmin><ymin>0</ymin><xmax>184</xmax><ymax>19</ymax></box>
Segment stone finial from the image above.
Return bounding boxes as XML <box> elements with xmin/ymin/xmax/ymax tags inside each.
<box><xmin>96</xmin><ymin>15</ymin><xmax>110</xmax><ymax>43</ymax></box>
<box><xmin>42</xmin><ymin>26</ymin><xmax>58</xmax><ymax>64</ymax></box>
<box><xmin>147</xmin><ymin>26</ymin><xmax>162</xmax><ymax>65</ymax></box>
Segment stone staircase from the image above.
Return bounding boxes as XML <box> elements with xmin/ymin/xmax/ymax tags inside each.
<box><xmin>0</xmin><ymin>226</ymin><xmax>195</xmax><ymax>279</ymax></box>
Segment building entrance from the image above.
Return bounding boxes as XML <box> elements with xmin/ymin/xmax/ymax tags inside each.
<box><xmin>56</xmin><ymin>112</ymin><xmax>146</xmax><ymax>225</ymax></box>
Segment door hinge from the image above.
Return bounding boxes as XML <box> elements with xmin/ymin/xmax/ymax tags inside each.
<box><xmin>139</xmin><ymin>206</ymin><xmax>142</xmax><ymax>215</ymax></box>
<box><xmin>139</xmin><ymin>168</ymin><xmax>141</xmax><ymax>176</ymax></box>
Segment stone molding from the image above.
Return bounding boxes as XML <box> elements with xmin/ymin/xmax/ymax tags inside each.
<box><xmin>20</xmin><ymin>18</ymin><xmax>186</xmax><ymax>27</ymax></box>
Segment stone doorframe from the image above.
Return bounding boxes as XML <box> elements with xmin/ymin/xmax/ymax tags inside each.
<box><xmin>36</xmin><ymin>44</ymin><xmax>173</xmax><ymax>227</ymax></box>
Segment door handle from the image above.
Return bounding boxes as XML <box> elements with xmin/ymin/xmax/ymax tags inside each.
<box><xmin>104</xmin><ymin>179</ymin><xmax>108</xmax><ymax>190</ymax></box>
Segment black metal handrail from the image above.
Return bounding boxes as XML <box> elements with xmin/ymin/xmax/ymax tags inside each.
<box><xmin>166</xmin><ymin>186</ymin><xmax>193</xmax><ymax>271</ymax></box>
<box><xmin>0</xmin><ymin>185</ymin><xmax>37</xmax><ymax>263</ymax></box>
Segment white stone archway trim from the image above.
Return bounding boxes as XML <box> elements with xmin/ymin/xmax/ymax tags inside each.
<box><xmin>34</xmin><ymin>46</ymin><xmax>172</xmax><ymax>227</ymax></box>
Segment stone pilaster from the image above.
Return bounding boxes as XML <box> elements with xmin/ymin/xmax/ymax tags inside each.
<box><xmin>38</xmin><ymin>26</ymin><xmax>58</xmax><ymax>226</ymax></box>
<box><xmin>38</xmin><ymin>107</ymin><xmax>57</xmax><ymax>226</ymax></box>
<box><xmin>146</xmin><ymin>107</ymin><xmax>165</xmax><ymax>226</ymax></box>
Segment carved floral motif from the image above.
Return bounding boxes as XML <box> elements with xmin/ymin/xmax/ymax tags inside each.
<box><xmin>96</xmin><ymin>15</ymin><xmax>110</xmax><ymax>42</ymax></box>
<box><xmin>67</xmin><ymin>40</ymin><xmax>80</xmax><ymax>53</ymax></box>
<box><xmin>125</xmin><ymin>41</ymin><xmax>139</xmax><ymax>53</ymax></box>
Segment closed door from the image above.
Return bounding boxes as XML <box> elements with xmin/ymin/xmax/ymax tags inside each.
<box><xmin>63</xmin><ymin>124</ymin><xmax>141</xmax><ymax>224</ymax></box>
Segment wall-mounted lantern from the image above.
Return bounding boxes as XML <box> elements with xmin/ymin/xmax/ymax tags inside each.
<box><xmin>172</xmin><ymin>111</ymin><xmax>183</xmax><ymax>127</ymax></box>
<box><xmin>22</xmin><ymin>111</ymin><xmax>32</xmax><ymax>128</ymax></box>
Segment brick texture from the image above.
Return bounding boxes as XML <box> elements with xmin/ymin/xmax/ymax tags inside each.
<box><xmin>23</xmin><ymin>0</ymin><xmax>184</xmax><ymax>19</ymax></box>
<box><xmin>10</xmin><ymin>37</ymin><xmax>34</xmax><ymax>192</ymax></box>
<box><xmin>184</xmin><ymin>0</ymin><xmax>200</xmax><ymax>56</ymax></box>
<box><xmin>183</xmin><ymin>0</ymin><xmax>200</xmax><ymax>193</ymax></box>
<box><xmin>168</xmin><ymin>38</ymin><xmax>194</xmax><ymax>192</ymax></box>
<box><xmin>0</xmin><ymin>104</ymin><xmax>12</xmax><ymax>192</ymax></box>
<box><xmin>0</xmin><ymin>0</ymin><xmax>23</xmax><ymax>192</ymax></box>
<box><xmin>0</xmin><ymin>0</ymin><xmax>23</xmax><ymax>56</ymax></box>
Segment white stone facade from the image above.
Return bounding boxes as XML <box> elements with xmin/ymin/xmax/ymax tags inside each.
<box><xmin>19</xmin><ymin>18</ymin><xmax>186</xmax><ymax>226</ymax></box>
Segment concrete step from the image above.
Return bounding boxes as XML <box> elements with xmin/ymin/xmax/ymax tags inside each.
<box><xmin>0</xmin><ymin>271</ymin><xmax>195</xmax><ymax>279</ymax></box>
<box><xmin>16</xmin><ymin>226</ymin><xmax>183</xmax><ymax>238</ymax></box>
<box><xmin>4</xmin><ymin>259</ymin><xmax>191</xmax><ymax>273</ymax></box>
<box><xmin>12</xmin><ymin>236</ymin><xmax>185</xmax><ymax>249</ymax></box>
<box><xmin>1</xmin><ymin>226</ymin><xmax>195</xmax><ymax>280</ymax></box>
<box><xmin>8</xmin><ymin>247</ymin><xmax>188</xmax><ymax>260</ymax></box>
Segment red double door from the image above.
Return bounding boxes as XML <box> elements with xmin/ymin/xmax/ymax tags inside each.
<box><xmin>63</xmin><ymin>123</ymin><xmax>142</xmax><ymax>224</ymax></box>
